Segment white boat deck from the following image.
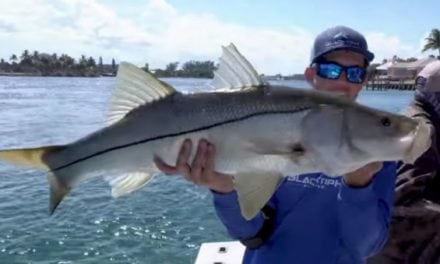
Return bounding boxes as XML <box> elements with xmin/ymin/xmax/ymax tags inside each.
<box><xmin>194</xmin><ymin>241</ymin><xmax>245</xmax><ymax>264</ymax></box>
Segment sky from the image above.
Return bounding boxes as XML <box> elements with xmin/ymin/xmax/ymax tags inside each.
<box><xmin>0</xmin><ymin>0</ymin><xmax>438</xmax><ymax>75</ymax></box>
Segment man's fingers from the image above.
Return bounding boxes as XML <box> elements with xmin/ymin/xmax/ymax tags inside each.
<box><xmin>153</xmin><ymin>139</ymin><xmax>220</xmax><ymax>187</ymax></box>
<box><xmin>175</xmin><ymin>139</ymin><xmax>192</xmax><ymax>176</ymax></box>
<box><xmin>154</xmin><ymin>139</ymin><xmax>193</xmax><ymax>177</ymax></box>
<box><xmin>193</xmin><ymin>143</ymin><xmax>217</xmax><ymax>185</ymax></box>
<box><xmin>176</xmin><ymin>139</ymin><xmax>192</xmax><ymax>167</ymax></box>
<box><xmin>204</xmin><ymin>143</ymin><xmax>216</xmax><ymax>175</ymax></box>
<box><xmin>153</xmin><ymin>156</ymin><xmax>178</xmax><ymax>175</ymax></box>
<box><xmin>190</xmin><ymin>139</ymin><xmax>208</xmax><ymax>183</ymax></box>
<box><xmin>155</xmin><ymin>139</ymin><xmax>233</xmax><ymax>192</ymax></box>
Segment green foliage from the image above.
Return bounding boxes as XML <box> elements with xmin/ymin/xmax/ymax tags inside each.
<box><xmin>0</xmin><ymin>50</ymin><xmax>117</xmax><ymax>77</ymax></box>
<box><xmin>1</xmin><ymin>49</ymin><xmax>217</xmax><ymax>78</ymax></box>
<box><xmin>154</xmin><ymin>60</ymin><xmax>216</xmax><ymax>78</ymax></box>
<box><xmin>181</xmin><ymin>60</ymin><xmax>215</xmax><ymax>78</ymax></box>
<box><xmin>422</xmin><ymin>29</ymin><xmax>440</xmax><ymax>55</ymax></box>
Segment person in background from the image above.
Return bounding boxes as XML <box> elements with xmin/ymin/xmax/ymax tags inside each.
<box><xmin>155</xmin><ymin>26</ymin><xmax>398</xmax><ymax>264</ymax></box>
<box><xmin>368</xmin><ymin>61</ymin><xmax>440</xmax><ymax>263</ymax></box>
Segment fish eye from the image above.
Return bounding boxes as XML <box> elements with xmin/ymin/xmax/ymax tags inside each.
<box><xmin>380</xmin><ymin>117</ymin><xmax>392</xmax><ymax>127</ymax></box>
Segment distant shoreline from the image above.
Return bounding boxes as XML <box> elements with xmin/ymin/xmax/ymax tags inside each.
<box><xmin>0</xmin><ymin>72</ymin><xmax>116</xmax><ymax>77</ymax></box>
<box><xmin>0</xmin><ymin>72</ymin><xmax>40</xmax><ymax>77</ymax></box>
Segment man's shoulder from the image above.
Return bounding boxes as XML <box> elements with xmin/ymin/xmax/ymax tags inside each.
<box><xmin>374</xmin><ymin>161</ymin><xmax>397</xmax><ymax>178</ymax></box>
<box><xmin>382</xmin><ymin>161</ymin><xmax>397</xmax><ymax>168</ymax></box>
<box><xmin>377</xmin><ymin>161</ymin><xmax>397</xmax><ymax>172</ymax></box>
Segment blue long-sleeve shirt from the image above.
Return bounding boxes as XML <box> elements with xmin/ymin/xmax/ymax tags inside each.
<box><xmin>213</xmin><ymin>161</ymin><xmax>397</xmax><ymax>264</ymax></box>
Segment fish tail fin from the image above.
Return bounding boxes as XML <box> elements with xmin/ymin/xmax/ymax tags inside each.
<box><xmin>0</xmin><ymin>145</ymin><xmax>70</xmax><ymax>214</ymax></box>
<box><xmin>0</xmin><ymin>145</ymin><xmax>62</xmax><ymax>169</ymax></box>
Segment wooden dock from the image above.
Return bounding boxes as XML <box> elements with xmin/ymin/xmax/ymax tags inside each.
<box><xmin>366</xmin><ymin>79</ymin><xmax>416</xmax><ymax>91</ymax></box>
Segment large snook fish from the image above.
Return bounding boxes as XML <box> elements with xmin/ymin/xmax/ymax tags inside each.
<box><xmin>0</xmin><ymin>44</ymin><xmax>429</xmax><ymax>220</ymax></box>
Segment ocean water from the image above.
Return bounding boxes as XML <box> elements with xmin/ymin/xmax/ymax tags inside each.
<box><xmin>0</xmin><ymin>77</ymin><xmax>415</xmax><ymax>264</ymax></box>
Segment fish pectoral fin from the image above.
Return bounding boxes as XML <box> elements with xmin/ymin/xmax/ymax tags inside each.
<box><xmin>105</xmin><ymin>171</ymin><xmax>154</xmax><ymax>197</ymax></box>
<box><xmin>233</xmin><ymin>171</ymin><xmax>283</xmax><ymax>220</ymax></box>
<box><xmin>244</xmin><ymin>138</ymin><xmax>291</xmax><ymax>155</ymax></box>
<box><xmin>245</xmin><ymin>139</ymin><xmax>310</xmax><ymax>166</ymax></box>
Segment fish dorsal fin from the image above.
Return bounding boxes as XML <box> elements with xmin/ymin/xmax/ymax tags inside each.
<box><xmin>107</xmin><ymin>62</ymin><xmax>176</xmax><ymax>125</ymax></box>
<box><xmin>210</xmin><ymin>43</ymin><xmax>265</xmax><ymax>92</ymax></box>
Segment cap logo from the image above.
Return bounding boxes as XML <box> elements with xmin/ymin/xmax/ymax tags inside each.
<box><xmin>333</xmin><ymin>32</ymin><xmax>348</xmax><ymax>41</ymax></box>
<box><xmin>323</xmin><ymin>32</ymin><xmax>361</xmax><ymax>49</ymax></box>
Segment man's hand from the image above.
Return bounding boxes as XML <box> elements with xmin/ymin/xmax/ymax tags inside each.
<box><xmin>154</xmin><ymin>138</ymin><xmax>235</xmax><ymax>194</ymax></box>
<box><xmin>343</xmin><ymin>162</ymin><xmax>383</xmax><ymax>187</ymax></box>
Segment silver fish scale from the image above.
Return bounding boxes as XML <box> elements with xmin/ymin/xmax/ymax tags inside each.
<box><xmin>126</xmin><ymin>85</ymin><xmax>319</xmax><ymax>140</ymax></box>
<box><xmin>49</xmin><ymin>85</ymin><xmax>339</xmax><ymax>170</ymax></box>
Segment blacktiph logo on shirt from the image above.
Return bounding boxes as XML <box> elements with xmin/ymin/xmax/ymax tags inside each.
<box><xmin>286</xmin><ymin>174</ymin><xmax>341</xmax><ymax>189</ymax></box>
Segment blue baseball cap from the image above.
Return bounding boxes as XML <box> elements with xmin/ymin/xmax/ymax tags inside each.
<box><xmin>310</xmin><ymin>26</ymin><xmax>374</xmax><ymax>64</ymax></box>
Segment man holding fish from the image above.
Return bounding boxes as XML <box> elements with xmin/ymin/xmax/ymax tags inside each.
<box><xmin>155</xmin><ymin>26</ymin><xmax>430</xmax><ymax>263</ymax></box>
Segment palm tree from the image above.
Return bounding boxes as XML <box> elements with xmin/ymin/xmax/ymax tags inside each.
<box><xmin>20</xmin><ymin>50</ymin><xmax>32</xmax><ymax>66</ymax></box>
<box><xmin>87</xmin><ymin>56</ymin><xmax>96</xmax><ymax>67</ymax></box>
<box><xmin>32</xmin><ymin>51</ymin><xmax>39</xmax><ymax>60</ymax></box>
<box><xmin>422</xmin><ymin>29</ymin><xmax>440</xmax><ymax>57</ymax></box>
<box><xmin>20</xmin><ymin>50</ymin><xmax>30</xmax><ymax>61</ymax></box>
<box><xmin>10</xmin><ymin>54</ymin><xmax>17</xmax><ymax>64</ymax></box>
<box><xmin>59</xmin><ymin>54</ymin><xmax>74</xmax><ymax>68</ymax></box>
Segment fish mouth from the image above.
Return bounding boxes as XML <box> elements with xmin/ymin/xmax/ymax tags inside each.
<box><xmin>399</xmin><ymin>131</ymin><xmax>416</xmax><ymax>144</ymax></box>
<box><xmin>401</xmin><ymin>120</ymin><xmax>431</xmax><ymax>164</ymax></box>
